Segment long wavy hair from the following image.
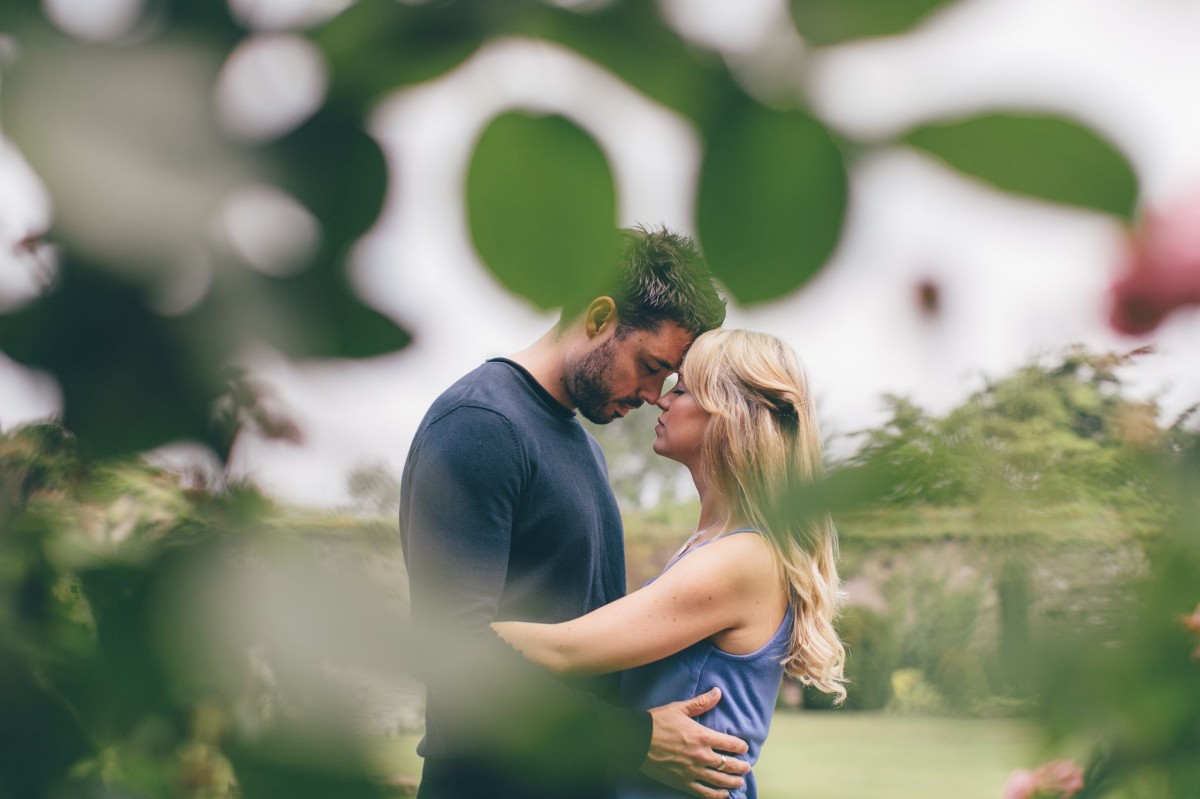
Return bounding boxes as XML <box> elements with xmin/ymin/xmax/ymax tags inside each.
<box><xmin>682</xmin><ymin>328</ymin><xmax>847</xmax><ymax>703</ymax></box>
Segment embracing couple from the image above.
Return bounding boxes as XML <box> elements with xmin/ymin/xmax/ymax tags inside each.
<box><xmin>399</xmin><ymin>226</ymin><xmax>846</xmax><ymax>799</ymax></box>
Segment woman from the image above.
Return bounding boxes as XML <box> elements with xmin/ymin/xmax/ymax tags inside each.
<box><xmin>493</xmin><ymin>329</ymin><xmax>846</xmax><ymax>799</ymax></box>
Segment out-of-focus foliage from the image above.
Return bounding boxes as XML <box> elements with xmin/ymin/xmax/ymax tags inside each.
<box><xmin>769</xmin><ymin>346</ymin><xmax>1197</xmax><ymax>797</ymax></box>
<box><xmin>744</xmin><ymin>348</ymin><xmax>1159</xmax><ymax>722</ymax></box>
<box><xmin>1031</xmin><ymin>453</ymin><xmax>1200</xmax><ymax>796</ymax></box>
<box><xmin>847</xmin><ymin>347</ymin><xmax>1164</xmax><ymax>515</ymax></box>
<box><xmin>0</xmin><ymin>0</ymin><xmax>1185</xmax><ymax>797</ymax></box>
<box><xmin>906</xmin><ymin>114</ymin><xmax>1139</xmax><ymax>220</ymax></box>
<box><xmin>697</xmin><ymin>98</ymin><xmax>848</xmax><ymax>303</ymax></box>
<box><xmin>0</xmin><ymin>424</ymin><xmax>414</xmax><ymax>798</ymax></box>
<box><xmin>467</xmin><ymin>112</ymin><xmax>621</xmax><ymax>312</ymax></box>
<box><xmin>0</xmin><ymin>0</ymin><xmax>1142</xmax><ymax>460</ymax></box>
<box><xmin>789</xmin><ymin>0</ymin><xmax>956</xmax><ymax>46</ymax></box>
<box><xmin>0</xmin><ymin>421</ymin><xmax>85</xmax><ymax>508</ymax></box>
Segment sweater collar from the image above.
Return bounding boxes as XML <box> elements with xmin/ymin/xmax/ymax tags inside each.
<box><xmin>487</xmin><ymin>358</ymin><xmax>576</xmax><ymax>420</ymax></box>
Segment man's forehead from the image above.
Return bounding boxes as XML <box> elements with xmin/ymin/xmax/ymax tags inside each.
<box><xmin>640</xmin><ymin>322</ymin><xmax>694</xmax><ymax>371</ymax></box>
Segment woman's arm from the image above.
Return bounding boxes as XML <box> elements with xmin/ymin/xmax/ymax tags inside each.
<box><xmin>492</xmin><ymin>533</ymin><xmax>776</xmax><ymax>676</ymax></box>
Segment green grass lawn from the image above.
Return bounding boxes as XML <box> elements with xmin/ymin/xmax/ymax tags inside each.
<box><xmin>373</xmin><ymin>712</ymin><xmax>1041</xmax><ymax>798</ymax></box>
<box><xmin>754</xmin><ymin>712</ymin><xmax>1037</xmax><ymax>799</ymax></box>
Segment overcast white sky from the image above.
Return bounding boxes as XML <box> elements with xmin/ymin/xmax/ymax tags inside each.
<box><xmin>3</xmin><ymin>0</ymin><xmax>1200</xmax><ymax>507</ymax></box>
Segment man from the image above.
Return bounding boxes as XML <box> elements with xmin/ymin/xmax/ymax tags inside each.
<box><xmin>399</xmin><ymin>226</ymin><xmax>750</xmax><ymax>799</ymax></box>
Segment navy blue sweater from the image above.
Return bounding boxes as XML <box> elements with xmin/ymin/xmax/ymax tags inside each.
<box><xmin>400</xmin><ymin>358</ymin><xmax>652</xmax><ymax>798</ymax></box>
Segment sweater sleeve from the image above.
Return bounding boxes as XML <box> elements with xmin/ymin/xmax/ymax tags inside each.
<box><xmin>400</xmin><ymin>405</ymin><xmax>652</xmax><ymax>778</ymax></box>
<box><xmin>401</xmin><ymin>405</ymin><xmax>523</xmax><ymax>632</ymax></box>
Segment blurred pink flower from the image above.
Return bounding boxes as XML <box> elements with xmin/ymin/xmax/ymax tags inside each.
<box><xmin>1182</xmin><ymin>602</ymin><xmax>1200</xmax><ymax>634</ymax></box>
<box><xmin>1033</xmin><ymin>760</ymin><xmax>1085</xmax><ymax>796</ymax></box>
<box><xmin>1182</xmin><ymin>601</ymin><xmax>1200</xmax><ymax>658</ymax></box>
<box><xmin>1109</xmin><ymin>189</ymin><xmax>1200</xmax><ymax>335</ymax></box>
<box><xmin>1003</xmin><ymin>768</ymin><xmax>1038</xmax><ymax>799</ymax></box>
<box><xmin>1003</xmin><ymin>759</ymin><xmax>1085</xmax><ymax>799</ymax></box>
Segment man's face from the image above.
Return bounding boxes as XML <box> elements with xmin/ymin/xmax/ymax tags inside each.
<box><xmin>564</xmin><ymin>321</ymin><xmax>693</xmax><ymax>424</ymax></box>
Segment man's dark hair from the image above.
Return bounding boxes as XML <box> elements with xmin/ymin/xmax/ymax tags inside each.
<box><xmin>606</xmin><ymin>224</ymin><xmax>726</xmax><ymax>337</ymax></box>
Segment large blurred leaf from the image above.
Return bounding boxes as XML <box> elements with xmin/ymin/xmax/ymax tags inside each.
<box><xmin>1</xmin><ymin>23</ymin><xmax>408</xmax><ymax>372</ymax></box>
<box><xmin>263</xmin><ymin>108</ymin><xmax>411</xmax><ymax>359</ymax></box>
<box><xmin>522</xmin><ymin>1</ymin><xmax>729</xmax><ymax>124</ymax></box>
<box><xmin>78</xmin><ymin>561</ymin><xmax>178</xmax><ymax>736</ymax></box>
<box><xmin>311</xmin><ymin>0</ymin><xmax>511</xmax><ymax>106</ymax></box>
<box><xmin>0</xmin><ymin>34</ymin><xmax>249</xmax><ymax>279</ymax></box>
<box><xmin>467</xmin><ymin>112</ymin><xmax>620</xmax><ymax>311</ymax></box>
<box><xmin>905</xmin><ymin>113</ymin><xmax>1139</xmax><ymax>219</ymax></box>
<box><xmin>0</xmin><ymin>514</ymin><xmax>94</xmax><ymax>798</ymax></box>
<box><xmin>228</xmin><ymin>733</ymin><xmax>388</xmax><ymax>799</ymax></box>
<box><xmin>158</xmin><ymin>0</ymin><xmax>243</xmax><ymax>45</ymax></box>
<box><xmin>0</xmin><ymin>260</ymin><xmax>220</xmax><ymax>459</ymax></box>
<box><xmin>2</xmin><ymin>0</ymin><xmax>47</xmax><ymax>30</ymax></box>
<box><xmin>697</xmin><ymin>98</ymin><xmax>848</xmax><ymax>304</ymax></box>
<box><xmin>790</xmin><ymin>0</ymin><xmax>956</xmax><ymax>47</ymax></box>
<box><xmin>269</xmin><ymin>109</ymin><xmax>387</xmax><ymax>246</ymax></box>
<box><xmin>0</xmin><ymin>654</ymin><xmax>92</xmax><ymax>798</ymax></box>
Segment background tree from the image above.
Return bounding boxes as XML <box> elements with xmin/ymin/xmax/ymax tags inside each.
<box><xmin>848</xmin><ymin>345</ymin><xmax>1163</xmax><ymax>514</ymax></box>
<box><xmin>584</xmin><ymin>405</ymin><xmax>691</xmax><ymax>511</ymax></box>
<box><xmin>345</xmin><ymin>460</ymin><xmax>401</xmax><ymax>517</ymax></box>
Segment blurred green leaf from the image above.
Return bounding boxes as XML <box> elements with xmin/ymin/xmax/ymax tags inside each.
<box><xmin>158</xmin><ymin>0</ymin><xmax>244</xmax><ymax>45</ymax></box>
<box><xmin>269</xmin><ymin>110</ymin><xmax>387</xmax><ymax>247</ymax></box>
<box><xmin>228</xmin><ymin>733</ymin><xmax>388</xmax><ymax>799</ymax></box>
<box><xmin>78</xmin><ymin>562</ymin><xmax>177</xmax><ymax>736</ymax></box>
<box><xmin>525</xmin><ymin>1</ymin><xmax>730</xmax><ymax>124</ymax></box>
<box><xmin>790</xmin><ymin>0</ymin><xmax>956</xmax><ymax>47</ymax></box>
<box><xmin>0</xmin><ymin>260</ymin><xmax>220</xmax><ymax>460</ymax></box>
<box><xmin>0</xmin><ymin>655</ymin><xmax>92</xmax><ymax>799</ymax></box>
<box><xmin>2</xmin><ymin>0</ymin><xmax>48</xmax><ymax>31</ymax></box>
<box><xmin>697</xmin><ymin>98</ymin><xmax>848</xmax><ymax>303</ymax></box>
<box><xmin>467</xmin><ymin>112</ymin><xmax>620</xmax><ymax>311</ymax></box>
<box><xmin>311</xmin><ymin>0</ymin><xmax>509</xmax><ymax>106</ymax></box>
<box><xmin>264</xmin><ymin>109</ymin><xmax>411</xmax><ymax>359</ymax></box>
<box><xmin>906</xmin><ymin>113</ymin><xmax>1139</xmax><ymax>219</ymax></box>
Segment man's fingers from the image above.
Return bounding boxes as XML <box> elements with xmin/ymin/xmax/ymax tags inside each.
<box><xmin>689</xmin><ymin>780</ymin><xmax>735</xmax><ymax>799</ymax></box>
<box><xmin>704</xmin><ymin>728</ymin><xmax>750</xmax><ymax>757</ymax></box>
<box><xmin>644</xmin><ymin>694</ymin><xmax>751</xmax><ymax>797</ymax></box>
<box><xmin>702</xmin><ymin>767</ymin><xmax>746</xmax><ymax>790</ymax></box>
<box><xmin>679</xmin><ymin>686</ymin><xmax>721</xmax><ymax>718</ymax></box>
<box><xmin>713</xmin><ymin>753</ymin><xmax>751</xmax><ymax>776</ymax></box>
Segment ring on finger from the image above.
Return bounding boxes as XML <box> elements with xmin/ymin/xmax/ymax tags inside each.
<box><xmin>715</xmin><ymin>754</ymin><xmax>727</xmax><ymax>772</ymax></box>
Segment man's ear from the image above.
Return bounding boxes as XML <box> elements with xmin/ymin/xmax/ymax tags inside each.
<box><xmin>583</xmin><ymin>297</ymin><xmax>618</xmax><ymax>339</ymax></box>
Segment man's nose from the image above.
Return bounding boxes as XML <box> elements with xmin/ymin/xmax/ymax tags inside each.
<box><xmin>639</xmin><ymin>377</ymin><xmax>667</xmax><ymax>404</ymax></box>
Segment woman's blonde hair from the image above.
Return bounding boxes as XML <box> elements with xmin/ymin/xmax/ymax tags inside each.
<box><xmin>682</xmin><ymin>328</ymin><xmax>847</xmax><ymax>703</ymax></box>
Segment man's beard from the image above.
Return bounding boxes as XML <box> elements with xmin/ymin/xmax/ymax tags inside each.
<box><xmin>565</xmin><ymin>338</ymin><xmax>641</xmax><ymax>424</ymax></box>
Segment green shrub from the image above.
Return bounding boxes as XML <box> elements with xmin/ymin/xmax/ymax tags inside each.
<box><xmin>804</xmin><ymin>605</ymin><xmax>897</xmax><ymax>711</ymax></box>
<box><xmin>887</xmin><ymin>669</ymin><xmax>947</xmax><ymax>715</ymax></box>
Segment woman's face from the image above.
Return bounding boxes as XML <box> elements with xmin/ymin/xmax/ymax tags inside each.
<box><xmin>652</xmin><ymin>373</ymin><xmax>710</xmax><ymax>468</ymax></box>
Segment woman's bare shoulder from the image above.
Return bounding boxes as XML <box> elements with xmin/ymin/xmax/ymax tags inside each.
<box><xmin>682</xmin><ymin>530</ymin><xmax>777</xmax><ymax>588</ymax></box>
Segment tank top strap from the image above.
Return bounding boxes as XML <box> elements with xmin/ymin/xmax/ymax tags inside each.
<box><xmin>713</xmin><ymin>526</ymin><xmax>761</xmax><ymax>541</ymax></box>
<box><xmin>657</xmin><ymin>527</ymin><xmax>765</xmax><ymax>577</ymax></box>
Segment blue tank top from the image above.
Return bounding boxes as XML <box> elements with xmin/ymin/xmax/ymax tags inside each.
<box><xmin>618</xmin><ymin>529</ymin><xmax>793</xmax><ymax>799</ymax></box>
